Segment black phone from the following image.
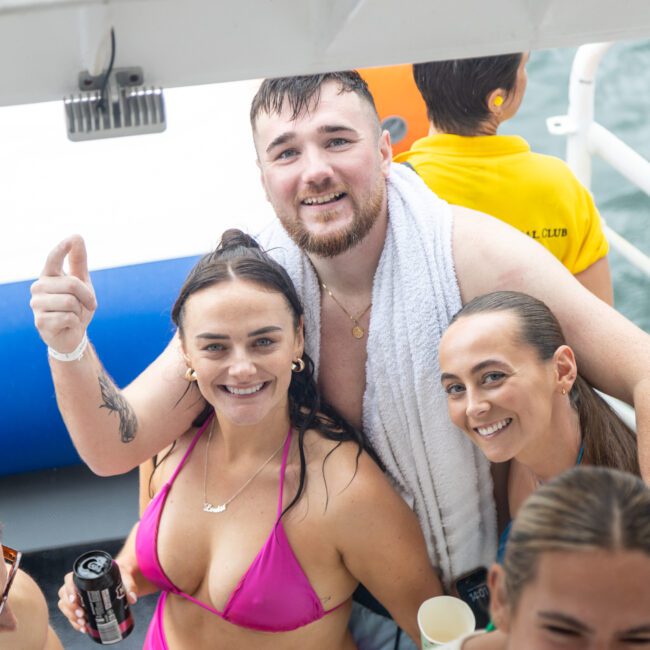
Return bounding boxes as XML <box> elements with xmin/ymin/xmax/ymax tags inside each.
<box><xmin>454</xmin><ymin>567</ymin><xmax>490</xmax><ymax>629</ymax></box>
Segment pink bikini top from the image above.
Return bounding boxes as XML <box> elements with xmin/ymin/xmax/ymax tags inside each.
<box><xmin>135</xmin><ymin>415</ymin><xmax>344</xmax><ymax>632</ymax></box>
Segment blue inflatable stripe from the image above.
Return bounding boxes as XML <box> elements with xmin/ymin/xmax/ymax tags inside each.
<box><xmin>0</xmin><ymin>255</ymin><xmax>201</xmax><ymax>476</ymax></box>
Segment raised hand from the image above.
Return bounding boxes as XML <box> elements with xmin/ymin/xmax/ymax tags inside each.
<box><xmin>30</xmin><ymin>235</ymin><xmax>97</xmax><ymax>355</ymax></box>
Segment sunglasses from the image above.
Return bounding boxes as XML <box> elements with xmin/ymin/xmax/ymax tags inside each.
<box><xmin>0</xmin><ymin>545</ymin><xmax>22</xmax><ymax>616</ymax></box>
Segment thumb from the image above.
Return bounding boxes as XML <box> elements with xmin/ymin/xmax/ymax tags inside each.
<box><xmin>118</xmin><ymin>565</ymin><xmax>138</xmax><ymax>604</ymax></box>
<box><xmin>66</xmin><ymin>235</ymin><xmax>91</xmax><ymax>283</ymax></box>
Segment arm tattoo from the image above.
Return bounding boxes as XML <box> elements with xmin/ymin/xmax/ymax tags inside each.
<box><xmin>98</xmin><ymin>372</ymin><xmax>138</xmax><ymax>443</ymax></box>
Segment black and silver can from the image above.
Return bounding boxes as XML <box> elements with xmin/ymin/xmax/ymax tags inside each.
<box><xmin>73</xmin><ymin>550</ymin><xmax>134</xmax><ymax>645</ymax></box>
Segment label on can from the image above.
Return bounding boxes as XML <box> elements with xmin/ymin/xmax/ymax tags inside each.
<box><xmin>84</xmin><ymin>587</ymin><xmax>128</xmax><ymax>644</ymax></box>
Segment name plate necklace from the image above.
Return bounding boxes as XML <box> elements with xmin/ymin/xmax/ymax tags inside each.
<box><xmin>321</xmin><ymin>282</ymin><xmax>372</xmax><ymax>339</ymax></box>
<box><xmin>203</xmin><ymin>420</ymin><xmax>287</xmax><ymax>514</ymax></box>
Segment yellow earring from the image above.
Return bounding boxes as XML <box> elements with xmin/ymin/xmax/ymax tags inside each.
<box><xmin>494</xmin><ymin>95</ymin><xmax>504</xmax><ymax>107</ymax></box>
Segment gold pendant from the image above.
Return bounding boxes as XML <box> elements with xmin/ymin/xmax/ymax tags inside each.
<box><xmin>352</xmin><ymin>325</ymin><xmax>364</xmax><ymax>339</ymax></box>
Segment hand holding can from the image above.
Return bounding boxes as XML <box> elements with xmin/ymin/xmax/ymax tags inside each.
<box><xmin>72</xmin><ymin>550</ymin><xmax>135</xmax><ymax>645</ymax></box>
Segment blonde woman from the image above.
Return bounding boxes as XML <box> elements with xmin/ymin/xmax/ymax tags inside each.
<box><xmin>441</xmin><ymin>466</ymin><xmax>650</xmax><ymax>648</ymax></box>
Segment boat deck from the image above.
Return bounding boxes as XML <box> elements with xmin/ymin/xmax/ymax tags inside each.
<box><xmin>1</xmin><ymin>464</ymin><xmax>155</xmax><ymax>648</ymax></box>
<box><xmin>23</xmin><ymin>541</ymin><xmax>157</xmax><ymax>649</ymax></box>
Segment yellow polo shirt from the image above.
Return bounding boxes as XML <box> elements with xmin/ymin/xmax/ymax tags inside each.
<box><xmin>395</xmin><ymin>134</ymin><xmax>608</xmax><ymax>274</ymax></box>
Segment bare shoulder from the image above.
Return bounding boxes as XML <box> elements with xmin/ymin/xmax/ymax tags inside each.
<box><xmin>148</xmin><ymin>425</ymin><xmax>203</xmax><ymax>494</ymax></box>
<box><xmin>3</xmin><ymin>569</ymin><xmax>50</xmax><ymax>650</ymax></box>
<box><xmin>450</xmin><ymin>204</ymin><xmax>578</xmax><ymax>302</ymax></box>
<box><xmin>300</xmin><ymin>430</ymin><xmax>399</xmax><ymax>515</ymax></box>
<box><xmin>11</xmin><ymin>568</ymin><xmax>48</xmax><ymax>616</ymax></box>
<box><xmin>45</xmin><ymin>627</ymin><xmax>64</xmax><ymax>650</ymax></box>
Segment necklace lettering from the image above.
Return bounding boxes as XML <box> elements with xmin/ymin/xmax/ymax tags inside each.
<box><xmin>202</xmin><ymin>419</ymin><xmax>289</xmax><ymax>514</ymax></box>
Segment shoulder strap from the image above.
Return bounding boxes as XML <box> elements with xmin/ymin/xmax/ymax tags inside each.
<box><xmin>276</xmin><ymin>428</ymin><xmax>293</xmax><ymax>518</ymax></box>
<box><xmin>167</xmin><ymin>412</ymin><xmax>215</xmax><ymax>485</ymax></box>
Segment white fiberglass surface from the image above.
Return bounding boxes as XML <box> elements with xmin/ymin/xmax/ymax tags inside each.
<box><xmin>1</xmin><ymin>45</ymin><xmax>648</xmax><ymax>333</ymax></box>
<box><xmin>0</xmin><ymin>78</ymin><xmax>274</xmax><ymax>284</ymax></box>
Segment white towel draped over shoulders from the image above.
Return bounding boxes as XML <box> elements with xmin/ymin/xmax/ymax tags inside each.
<box><xmin>258</xmin><ymin>163</ymin><xmax>496</xmax><ymax>584</ymax></box>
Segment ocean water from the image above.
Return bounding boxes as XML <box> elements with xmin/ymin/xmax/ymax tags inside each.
<box><xmin>502</xmin><ymin>41</ymin><xmax>650</xmax><ymax>332</ymax></box>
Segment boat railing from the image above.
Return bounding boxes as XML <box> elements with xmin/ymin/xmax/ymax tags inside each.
<box><xmin>547</xmin><ymin>42</ymin><xmax>647</xmax><ymax>430</ymax></box>
<box><xmin>547</xmin><ymin>42</ymin><xmax>650</xmax><ymax>279</ymax></box>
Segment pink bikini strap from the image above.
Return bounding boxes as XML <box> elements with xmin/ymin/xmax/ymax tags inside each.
<box><xmin>166</xmin><ymin>412</ymin><xmax>215</xmax><ymax>485</ymax></box>
<box><xmin>276</xmin><ymin>428</ymin><xmax>293</xmax><ymax>518</ymax></box>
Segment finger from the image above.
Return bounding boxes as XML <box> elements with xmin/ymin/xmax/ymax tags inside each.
<box><xmin>30</xmin><ymin>293</ymin><xmax>83</xmax><ymax>319</ymax></box>
<box><xmin>63</xmin><ymin>572</ymin><xmax>78</xmax><ymax>602</ymax></box>
<box><xmin>41</xmin><ymin>237</ymin><xmax>77</xmax><ymax>278</ymax></box>
<box><xmin>67</xmin><ymin>235</ymin><xmax>91</xmax><ymax>283</ymax></box>
<box><xmin>33</xmin><ymin>311</ymin><xmax>85</xmax><ymax>334</ymax></box>
<box><xmin>31</xmin><ymin>275</ymin><xmax>96</xmax><ymax>312</ymax></box>
<box><xmin>57</xmin><ymin>595</ymin><xmax>82</xmax><ymax>620</ymax></box>
<box><xmin>123</xmin><ymin>578</ymin><xmax>138</xmax><ymax>604</ymax></box>
<box><xmin>58</xmin><ymin>605</ymin><xmax>86</xmax><ymax>633</ymax></box>
<box><xmin>59</xmin><ymin>576</ymin><xmax>78</xmax><ymax>606</ymax></box>
<box><xmin>116</xmin><ymin>565</ymin><xmax>138</xmax><ymax>603</ymax></box>
<box><xmin>58</xmin><ymin>594</ymin><xmax>86</xmax><ymax>629</ymax></box>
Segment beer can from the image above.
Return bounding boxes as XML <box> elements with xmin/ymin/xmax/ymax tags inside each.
<box><xmin>73</xmin><ymin>550</ymin><xmax>134</xmax><ymax>645</ymax></box>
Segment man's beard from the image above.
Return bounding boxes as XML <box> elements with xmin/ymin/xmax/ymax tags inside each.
<box><xmin>277</xmin><ymin>177</ymin><xmax>385</xmax><ymax>258</ymax></box>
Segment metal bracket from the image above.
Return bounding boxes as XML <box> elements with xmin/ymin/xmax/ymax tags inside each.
<box><xmin>546</xmin><ymin>114</ymin><xmax>577</xmax><ymax>136</ymax></box>
<box><xmin>64</xmin><ymin>67</ymin><xmax>166</xmax><ymax>142</ymax></box>
<box><xmin>77</xmin><ymin>66</ymin><xmax>145</xmax><ymax>91</ymax></box>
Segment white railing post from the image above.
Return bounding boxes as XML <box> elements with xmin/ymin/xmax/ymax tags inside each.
<box><xmin>565</xmin><ymin>43</ymin><xmax>613</xmax><ymax>187</ymax></box>
<box><xmin>547</xmin><ymin>42</ymin><xmax>613</xmax><ymax>188</ymax></box>
<box><xmin>547</xmin><ymin>42</ymin><xmax>650</xmax><ymax>282</ymax></box>
<box><xmin>546</xmin><ymin>42</ymin><xmax>648</xmax><ymax>431</ymax></box>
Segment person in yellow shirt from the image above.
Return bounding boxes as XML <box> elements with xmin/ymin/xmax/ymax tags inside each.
<box><xmin>395</xmin><ymin>53</ymin><xmax>613</xmax><ymax>304</ymax></box>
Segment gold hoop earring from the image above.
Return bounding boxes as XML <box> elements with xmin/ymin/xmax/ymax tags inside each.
<box><xmin>291</xmin><ymin>358</ymin><xmax>305</xmax><ymax>373</ymax></box>
<box><xmin>185</xmin><ymin>367</ymin><xmax>198</xmax><ymax>382</ymax></box>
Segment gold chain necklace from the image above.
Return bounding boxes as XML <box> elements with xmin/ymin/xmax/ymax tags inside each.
<box><xmin>321</xmin><ymin>282</ymin><xmax>372</xmax><ymax>339</ymax></box>
<box><xmin>202</xmin><ymin>420</ymin><xmax>288</xmax><ymax>514</ymax></box>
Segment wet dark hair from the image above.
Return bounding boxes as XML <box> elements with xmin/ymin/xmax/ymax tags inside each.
<box><xmin>413</xmin><ymin>54</ymin><xmax>523</xmax><ymax>135</ymax></box>
<box><xmin>250</xmin><ymin>70</ymin><xmax>380</xmax><ymax>132</ymax></box>
<box><xmin>171</xmin><ymin>229</ymin><xmax>303</xmax><ymax>336</ymax></box>
<box><xmin>153</xmin><ymin>229</ymin><xmax>381</xmax><ymax>516</ymax></box>
<box><xmin>449</xmin><ymin>291</ymin><xmax>639</xmax><ymax>475</ymax></box>
<box><xmin>504</xmin><ymin>466</ymin><xmax>650</xmax><ymax>608</ymax></box>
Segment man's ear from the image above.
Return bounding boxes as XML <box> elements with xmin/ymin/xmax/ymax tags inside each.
<box><xmin>553</xmin><ymin>344</ymin><xmax>577</xmax><ymax>394</ymax></box>
<box><xmin>256</xmin><ymin>160</ymin><xmax>271</xmax><ymax>203</ymax></box>
<box><xmin>378</xmin><ymin>129</ymin><xmax>392</xmax><ymax>177</ymax></box>
<box><xmin>488</xmin><ymin>563</ymin><xmax>512</xmax><ymax>633</ymax></box>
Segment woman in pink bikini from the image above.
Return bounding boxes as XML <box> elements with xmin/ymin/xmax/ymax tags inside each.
<box><xmin>58</xmin><ymin>229</ymin><xmax>441</xmax><ymax>649</ymax></box>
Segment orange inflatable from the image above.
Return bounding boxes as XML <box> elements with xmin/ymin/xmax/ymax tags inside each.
<box><xmin>358</xmin><ymin>64</ymin><xmax>429</xmax><ymax>155</ymax></box>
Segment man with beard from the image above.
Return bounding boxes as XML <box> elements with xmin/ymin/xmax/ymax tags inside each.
<box><xmin>31</xmin><ymin>71</ymin><xmax>650</xmax><ymax>648</ymax></box>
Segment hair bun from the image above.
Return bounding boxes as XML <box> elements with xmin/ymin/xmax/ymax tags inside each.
<box><xmin>219</xmin><ymin>228</ymin><xmax>261</xmax><ymax>252</ymax></box>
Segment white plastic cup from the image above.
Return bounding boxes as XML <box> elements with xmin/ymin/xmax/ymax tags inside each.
<box><xmin>417</xmin><ymin>595</ymin><xmax>476</xmax><ymax>649</ymax></box>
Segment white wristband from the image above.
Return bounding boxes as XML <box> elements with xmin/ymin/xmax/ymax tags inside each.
<box><xmin>48</xmin><ymin>333</ymin><xmax>89</xmax><ymax>362</ymax></box>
